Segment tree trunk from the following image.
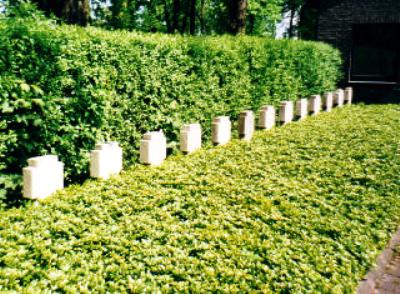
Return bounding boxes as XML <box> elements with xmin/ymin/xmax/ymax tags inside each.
<box><xmin>228</xmin><ymin>0</ymin><xmax>247</xmax><ymax>35</ymax></box>
<box><xmin>62</xmin><ymin>0</ymin><xmax>90</xmax><ymax>26</ymax></box>
<box><xmin>180</xmin><ymin>0</ymin><xmax>189</xmax><ymax>34</ymax></box>
<box><xmin>189</xmin><ymin>0</ymin><xmax>196</xmax><ymax>35</ymax></box>
<box><xmin>199</xmin><ymin>0</ymin><xmax>205</xmax><ymax>34</ymax></box>
<box><xmin>172</xmin><ymin>0</ymin><xmax>180</xmax><ymax>33</ymax></box>
<box><xmin>180</xmin><ymin>14</ymin><xmax>187</xmax><ymax>34</ymax></box>
<box><xmin>31</xmin><ymin>0</ymin><xmax>90</xmax><ymax>26</ymax></box>
<box><xmin>248</xmin><ymin>13</ymin><xmax>255</xmax><ymax>35</ymax></box>
<box><xmin>163</xmin><ymin>0</ymin><xmax>173</xmax><ymax>33</ymax></box>
<box><xmin>288</xmin><ymin>7</ymin><xmax>295</xmax><ymax>38</ymax></box>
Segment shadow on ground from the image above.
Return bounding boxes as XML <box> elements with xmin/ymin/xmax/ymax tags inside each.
<box><xmin>352</xmin><ymin>84</ymin><xmax>400</xmax><ymax>104</ymax></box>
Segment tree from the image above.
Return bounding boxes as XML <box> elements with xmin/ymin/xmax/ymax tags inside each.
<box><xmin>172</xmin><ymin>0</ymin><xmax>180</xmax><ymax>32</ymax></box>
<box><xmin>28</xmin><ymin>0</ymin><xmax>90</xmax><ymax>26</ymax></box>
<box><xmin>6</xmin><ymin>0</ymin><xmax>285</xmax><ymax>36</ymax></box>
<box><xmin>247</xmin><ymin>0</ymin><xmax>283</xmax><ymax>36</ymax></box>
<box><xmin>169</xmin><ymin>0</ymin><xmax>197</xmax><ymax>35</ymax></box>
<box><xmin>227</xmin><ymin>0</ymin><xmax>247</xmax><ymax>35</ymax></box>
<box><xmin>189</xmin><ymin>0</ymin><xmax>196</xmax><ymax>34</ymax></box>
<box><xmin>199</xmin><ymin>0</ymin><xmax>206</xmax><ymax>34</ymax></box>
<box><xmin>108</xmin><ymin>0</ymin><xmax>134</xmax><ymax>29</ymax></box>
<box><xmin>91</xmin><ymin>0</ymin><xmax>284</xmax><ymax>36</ymax></box>
<box><xmin>282</xmin><ymin>0</ymin><xmax>305</xmax><ymax>38</ymax></box>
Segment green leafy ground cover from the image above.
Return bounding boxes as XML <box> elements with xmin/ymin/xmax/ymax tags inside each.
<box><xmin>1</xmin><ymin>104</ymin><xmax>399</xmax><ymax>292</ymax></box>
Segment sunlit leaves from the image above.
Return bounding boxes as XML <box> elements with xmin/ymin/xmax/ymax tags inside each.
<box><xmin>0</xmin><ymin>105</ymin><xmax>400</xmax><ymax>291</ymax></box>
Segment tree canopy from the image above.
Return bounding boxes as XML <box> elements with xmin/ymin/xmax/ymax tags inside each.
<box><xmin>4</xmin><ymin>0</ymin><xmax>293</xmax><ymax>36</ymax></box>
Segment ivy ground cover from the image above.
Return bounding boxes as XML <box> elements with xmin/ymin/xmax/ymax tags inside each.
<box><xmin>1</xmin><ymin>104</ymin><xmax>399</xmax><ymax>292</ymax></box>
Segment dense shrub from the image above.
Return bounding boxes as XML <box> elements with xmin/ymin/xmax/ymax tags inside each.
<box><xmin>0</xmin><ymin>16</ymin><xmax>342</xmax><ymax>203</ymax></box>
<box><xmin>0</xmin><ymin>105</ymin><xmax>399</xmax><ymax>291</ymax></box>
<box><xmin>0</xmin><ymin>121</ymin><xmax>18</xmax><ymax>204</ymax></box>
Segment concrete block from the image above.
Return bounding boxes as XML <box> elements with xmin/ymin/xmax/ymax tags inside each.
<box><xmin>279</xmin><ymin>101</ymin><xmax>294</xmax><ymax>124</ymax></box>
<box><xmin>345</xmin><ymin>87</ymin><xmax>353</xmax><ymax>105</ymax></box>
<box><xmin>140</xmin><ymin>131</ymin><xmax>167</xmax><ymax>166</ymax></box>
<box><xmin>90</xmin><ymin>142</ymin><xmax>123</xmax><ymax>180</ymax></box>
<box><xmin>90</xmin><ymin>145</ymin><xmax>111</xmax><ymax>180</ymax></box>
<box><xmin>323</xmin><ymin>92</ymin><xmax>334</xmax><ymax>112</ymax></box>
<box><xmin>309</xmin><ymin>95</ymin><xmax>322</xmax><ymax>115</ymax></box>
<box><xmin>296</xmin><ymin>99</ymin><xmax>308</xmax><ymax>120</ymax></box>
<box><xmin>334</xmin><ymin>89</ymin><xmax>345</xmax><ymax>107</ymax></box>
<box><xmin>258</xmin><ymin>106</ymin><xmax>276</xmax><ymax>130</ymax></box>
<box><xmin>23</xmin><ymin>155</ymin><xmax>64</xmax><ymax>200</ymax></box>
<box><xmin>180</xmin><ymin>123</ymin><xmax>201</xmax><ymax>154</ymax></box>
<box><xmin>238</xmin><ymin>110</ymin><xmax>255</xmax><ymax>141</ymax></box>
<box><xmin>212</xmin><ymin>116</ymin><xmax>231</xmax><ymax>145</ymax></box>
<box><xmin>110</xmin><ymin>142</ymin><xmax>123</xmax><ymax>175</ymax></box>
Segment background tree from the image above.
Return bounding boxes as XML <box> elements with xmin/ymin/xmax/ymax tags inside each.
<box><xmin>7</xmin><ymin>0</ymin><xmax>90</xmax><ymax>25</ymax></box>
<box><xmin>282</xmin><ymin>0</ymin><xmax>305</xmax><ymax>38</ymax></box>
<box><xmin>247</xmin><ymin>0</ymin><xmax>283</xmax><ymax>36</ymax></box>
<box><xmin>94</xmin><ymin>0</ymin><xmax>284</xmax><ymax>35</ymax></box>
<box><xmin>227</xmin><ymin>0</ymin><xmax>247</xmax><ymax>35</ymax></box>
<box><xmin>105</xmin><ymin>0</ymin><xmax>194</xmax><ymax>34</ymax></box>
<box><xmin>108</xmin><ymin>0</ymin><xmax>137</xmax><ymax>30</ymax></box>
<box><xmin>31</xmin><ymin>0</ymin><xmax>90</xmax><ymax>26</ymax></box>
<box><xmin>5</xmin><ymin>0</ymin><xmax>286</xmax><ymax>36</ymax></box>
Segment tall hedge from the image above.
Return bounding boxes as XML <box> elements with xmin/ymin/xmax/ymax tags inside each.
<box><xmin>0</xmin><ymin>17</ymin><xmax>342</xmax><ymax>205</ymax></box>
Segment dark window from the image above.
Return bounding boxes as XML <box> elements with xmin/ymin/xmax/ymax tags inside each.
<box><xmin>350</xmin><ymin>24</ymin><xmax>400</xmax><ymax>83</ymax></box>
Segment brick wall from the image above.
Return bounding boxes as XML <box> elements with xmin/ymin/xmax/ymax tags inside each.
<box><xmin>316</xmin><ymin>0</ymin><xmax>400</xmax><ymax>87</ymax></box>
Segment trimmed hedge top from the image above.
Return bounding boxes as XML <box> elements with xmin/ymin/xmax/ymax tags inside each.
<box><xmin>0</xmin><ymin>17</ymin><xmax>342</xmax><ymax>204</ymax></box>
<box><xmin>0</xmin><ymin>105</ymin><xmax>399</xmax><ymax>291</ymax></box>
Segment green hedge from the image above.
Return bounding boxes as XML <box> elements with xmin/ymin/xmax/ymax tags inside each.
<box><xmin>0</xmin><ymin>17</ymin><xmax>342</xmax><ymax>205</ymax></box>
<box><xmin>0</xmin><ymin>105</ymin><xmax>399</xmax><ymax>291</ymax></box>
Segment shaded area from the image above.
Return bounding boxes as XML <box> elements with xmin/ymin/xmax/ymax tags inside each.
<box><xmin>353</xmin><ymin>85</ymin><xmax>400</xmax><ymax>104</ymax></box>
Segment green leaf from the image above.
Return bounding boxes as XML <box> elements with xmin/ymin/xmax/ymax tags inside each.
<box><xmin>20</xmin><ymin>83</ymin><xmax>30</xmax><ymax>92</ymax></box>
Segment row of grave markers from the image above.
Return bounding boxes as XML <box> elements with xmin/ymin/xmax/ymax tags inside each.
<box><xmin>23</xmin><ymin>87</ymin><xmax>353</xmax><ymax>200</ymax></box>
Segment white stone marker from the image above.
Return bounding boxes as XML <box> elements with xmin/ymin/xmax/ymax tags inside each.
<box><xmin>334</xmin><ymin>89</ymin><xmax>345</xmax><ymax>107</ymax></box>
<box><xmin>110</xmin><ymin>142</ymin><xmax>123</xmax><ymax>174</ymax></box>
<box><xmin>279</xmin><ymin>101</ymin><xmax>294</xmax><ymax>125</ymax></box>
<box><xmin>90</xmin><ymin>142</ymin><xmax>123</xmax><ymax>180</ymax></box>
<box><xmin>258</xmin><ymin>106</ymin><xmax>276</xmax><ymax>130</ymax></box>
<box><xmin>180</xmin><ymin>123</ymin><xmax>202</xmax><ymax>154</ymax></box>
<box><xmin>323</xmin><ymin>92</ymin><xmax>334</xmax><ymax>112</ymax></box>
<box><xmin>296</xmin><ymin>99</ymin><xmax>308</xmax><ymax>120</ymax></box>
<box><xmin>140</xmin><ymin>131</ymin><xmax>167</xmax><ymax>166</ymax></box>
<box><xmin>309</xmin><ymin>95</ymin><xmax>322</xmax><ymax>115</ymax></box>
<box><xmin>212</xmin><ymin>116</ymin><xmax>231</xmax><ymax>145</ymax></box>
<box><xmin>238</xmin><ymin>110</ymin><xmax>255</xmax><ymax>141</ymax></box>
<box><xmin>345</xmin><ymin>87</ymin><xmax>353</xmax><ymax>105</ymax></box>
<box><xmin>23</xmin><ymin>155</ymin><xmax>64</xmax><ymax>200</ymax></box>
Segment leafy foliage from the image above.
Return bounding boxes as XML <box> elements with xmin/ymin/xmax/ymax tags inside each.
<box><xmin>0</xmin><ymin>105</ymin><xmax>399</xmax><ymax>291</ymax></box>
<box><xmin>94</xmin><ymin>0</ymin><xmax>285</xmax><ymax>36</ymax></box>
<box><xmin>7</xmin><ymin>0</ymin><xmax>90</xmax><ymax>25</ymax></box>
<box><xmin>0</xmin><ymin>17</ymin><xmax>341</xmax><ymax>204</ymax></box>
<box><xmin>247</xmin><ymin>0</ymin><xmax>284</xmax><ymax>35</ymax></box>
<box><xmin>0</xmin><ymin>121</ymin><xmax>18</xmax><ymax>206</ymax></box>
<box><xmin>5</xmin><ymin>0</ymin><xmax>285</xmax><ymax>36</ymax></box>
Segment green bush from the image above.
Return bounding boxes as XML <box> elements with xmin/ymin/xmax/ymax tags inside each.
<box><xmin>0</xmin><ymin>16</ymin><xmax>342</xmax><ymax>203</ymax></box>
<box><xmin>0</xmin><ymin>105</ymin><xmax>399</xmax><ymax>291</ymax></box>
<box><xmin>0</xmin><ymin>121</ymin><xmax>18</xmax><ymax>208</ymax></box>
